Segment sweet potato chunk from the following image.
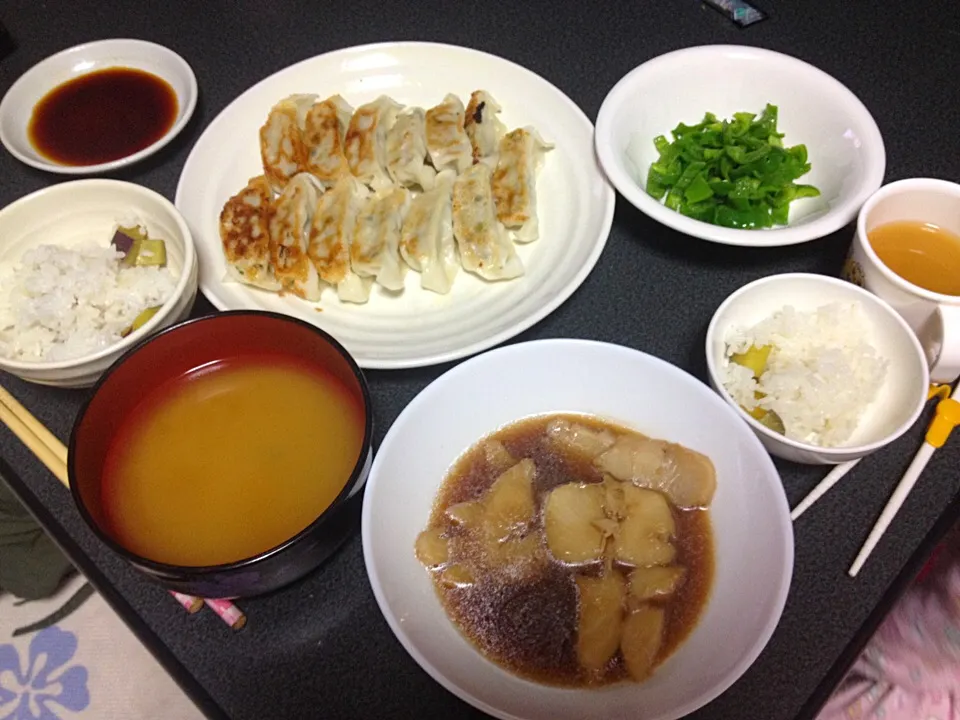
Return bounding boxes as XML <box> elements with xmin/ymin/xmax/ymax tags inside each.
<box><xmin>621</xmin><ymin>606</ymin><xmax>665</xmax><ymax>681</ymax></box>
<box><xmin>543</xmin><ymin>483</ymin><xmax>606</xmax><ymax>565</ymax></box>
<box><xmin>575</xmin><ymin>571</ymin><xmax>626</xmax><ymax>672</ymax></box>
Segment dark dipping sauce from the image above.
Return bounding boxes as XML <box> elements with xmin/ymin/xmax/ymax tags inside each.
<box><xmin>426</xmin><ymin>414</ymin><xmax>714</xmax><ymax>688</ymax></box>
<box><xmin>28</xmin><ymin>67</ymin><xmax>178</xmax><ymax>166</ymax></box>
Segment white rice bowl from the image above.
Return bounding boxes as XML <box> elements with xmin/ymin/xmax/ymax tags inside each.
<box><xmin>721</xmin><ymin>301</ymin><xmax>887</xmax><ymax>447</ymax></box>
<box><xmin>706</xmin><ymin>273</ymin><xmax>930</xmax><ymax>465</ymax></box>
<box><xmin>0</xmin><ymin>242</ymin><xmax>177</xmax><ymax>362</ymax></box>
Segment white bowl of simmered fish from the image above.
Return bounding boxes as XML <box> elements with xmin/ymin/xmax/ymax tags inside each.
<box><xmin>361</xmin><ymin>339</ymin><xmax>793</xmax><ymax>720</ymax></box>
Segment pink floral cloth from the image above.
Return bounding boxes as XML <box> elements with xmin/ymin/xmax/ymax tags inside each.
<box><xmin>818</xmin><ymin>540</ymin><xmax>960</xmax><ymax>720</ymax></box>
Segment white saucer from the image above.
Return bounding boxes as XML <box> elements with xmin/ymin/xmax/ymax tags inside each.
<box><xmin>0</xmin><ymin>38</ymin><xmax>198</xmax><ymax>174</ymax></box>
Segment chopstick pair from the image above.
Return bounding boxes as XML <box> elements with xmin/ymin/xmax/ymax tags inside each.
<box><xmin>0</xmin><ymin>384</ymin><xmax>246</xmax><ymax>630</ymax></box>
<box><xmin>791</xmin><ymin>383</ymin><xmax>960</xmax><ymax>577</ymax></box>
<box><xmin>171</xmin><ymin>591</ymin><xmax>248</xmax><ymax>630</ymax></box>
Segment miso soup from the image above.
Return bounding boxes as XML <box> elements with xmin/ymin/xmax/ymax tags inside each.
<box><xmin>101</xmin><ymin>355</ymin><xmax>365</xmax><ymax>566</ymax></box>
<box><xmin>415</xmin><ymin>414</ymin><xmax>715</xmax><ymax>687</ymax></box>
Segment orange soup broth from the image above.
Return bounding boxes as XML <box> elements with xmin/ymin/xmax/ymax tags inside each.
<box><xmin>868</xmin><ymin>220</ymin><xmax>960</xmax><ymax>296</ymax></box>
<box><xmin>101</xmin><ymin>355</ymin><xmax>365</xmax><ymax>567</ymax></box>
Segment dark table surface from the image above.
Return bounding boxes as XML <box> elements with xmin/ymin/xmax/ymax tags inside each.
<box><xmin>2</xmin><ymin>1</ymin><xmax>960</xmax><ymax>719</ymax></box>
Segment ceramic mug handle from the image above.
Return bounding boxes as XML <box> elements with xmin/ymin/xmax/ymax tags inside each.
<box><xmin>919</xmin><ymin>304</ymin><xmax>960</xmax><ymax>383</ymax></box>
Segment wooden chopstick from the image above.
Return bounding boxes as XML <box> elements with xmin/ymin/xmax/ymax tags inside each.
<box><xmin>0</xmin><ymin>385</ymin><xmax>69</xmax><ymax>485</ymax></box>
<box><xmin>0</xmin><ymin>385</ymin><xmax>68</xmax><ymax>466</ymax></box>
<box><xmin>0</xmin><ymin>383</ymin><xmax>245</xmax><ymax>627</ymax></box>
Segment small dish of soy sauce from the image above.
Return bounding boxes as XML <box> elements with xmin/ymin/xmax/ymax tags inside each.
<box><xmin>0</xmin><ymin>39</ymin><xmax>197</xmax><ymax>174</ymax></box>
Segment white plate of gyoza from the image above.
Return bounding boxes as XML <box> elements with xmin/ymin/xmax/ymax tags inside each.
<box><xmin>175</xmin><ymin>42</ymin><xmax>615</xmax><ymax>369</ymax></box>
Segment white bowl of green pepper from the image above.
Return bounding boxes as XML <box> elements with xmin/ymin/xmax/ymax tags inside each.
<box><xmin>595</xmin><ymin>45</ymin><xmax>886</xmax><ymax>247</ymax></box>
<box><xmin>0</xmin><ymin>179</ymin><xmax>198</xmax><ymax>388</ymax></box>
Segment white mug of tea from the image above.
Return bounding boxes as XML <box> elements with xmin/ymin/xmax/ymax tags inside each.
<box><xmin>845</xmin><ymin>178</ymin><xmax>960</xmax><ymax>383</ymax></box>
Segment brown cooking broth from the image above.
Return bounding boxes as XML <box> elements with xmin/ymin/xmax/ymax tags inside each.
<box><xmin>423</xmin><ymin>414</ymin><xmax>714</xmax><ymax>687</ymax></box>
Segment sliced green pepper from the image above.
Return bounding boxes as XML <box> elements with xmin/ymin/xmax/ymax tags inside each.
<box><xmin>643</xmin><ymin>104</ymin><xmax>820</xmax><ymax>229</ymax></box>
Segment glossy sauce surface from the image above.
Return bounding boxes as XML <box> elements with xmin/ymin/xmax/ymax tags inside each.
<box><xmin>101</xmin><ymin>355</ymin><xmax>365</xmax><ymax>567</ymax></box>
<box><xmin>28</xmin><ymin>67</ymin><xmax>178</xmax><ymax>165</ymax></box>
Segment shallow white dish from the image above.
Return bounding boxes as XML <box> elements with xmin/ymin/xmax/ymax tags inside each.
<box><xmin>175</xmin><ymin>41</ymin><xmax>615</xmax><ymax>370</ymax></box>
<box><xmin>0</xmin><ymin>39</ymin><xmax>197</xmax><ymax>174</ymax></box>
<box><xmin>362</xmin><ymin>339</ymin><xmax>793</xmax><ymax>720</ymax></box>
<box><xmin>595</xmin><ymin>45</ymin><xmax>886</xmax><ymax>247</ymax></box>
<box><xmin>0</xmin><ymin>180</ymin><xmax>198</xmax><ymax>388</ymax></box>
<box><xmin>705</xmin><ymin>274</ymin><xmax>929</xmax><ymax>464</ymax></box>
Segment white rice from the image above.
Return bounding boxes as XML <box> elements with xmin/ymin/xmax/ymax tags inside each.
<box><xmin>0</xmin><ymin>243</ymin><xmax>177</xmax><ymax>363</ymax></box>
<box><xmin>721</xmin><ymin>302</ymin><xmax>887</xmax><ymax>447</ymax></box>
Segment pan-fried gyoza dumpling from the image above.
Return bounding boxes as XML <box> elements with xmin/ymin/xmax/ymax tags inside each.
<box><xmin>303</xmin><ymin>95</ymin><xmax>354</xmax><ymax>187</ymax></box>
<box><xmin>386</xmin><ymin>107</ymin><xmax>436</xmax><ymax>190</ymax></box>
<box><xmin>268</xmin><ymin>173</ymin><xmax>323</xmax><ymax>301</ymax></box>
<box><xmin>219</xmin><ymin>176</ymin><xmax>281</xmax><ymax>292</ymax></box>
<box><xmin>452</xmin><ymin>162</ymin><xmax>523</xmax><ymax>281</ymax></box>
<box><xmin>308</xmin><ymin>175</ymin><xmax>371</xmax><ymax>304</ymax></box>
<box><xmin>492</xmin><ymin>127</ymin><xmax>554</xmax><ymax>243</ymax></box>
<box><xmin>351</xmin><ymin>186</ymin><xmax>411</xmax><ymax>292</ymax></box>
<box><xmin>344</xmin><ymin>96</ymin><xmax>403</xmax><ymax>191</ymax></box>
<box><xmin>425</xmin><ymin>94</ymin><xmax>473</xmax><ymax>175</ymax></box>
<box><xmin>464</xmin><ymin>90</ymin><xmax>506</xmax><ymax>164</ymax></box>
<box><xmin>399</xmin><ymin>171</ymin><xmax>459</xmax><ymax>295</ymax></box>
<box><xmin>259</xmin><ymin>94</ymin><xmax>316</xmax><ymax>193</ymax></box>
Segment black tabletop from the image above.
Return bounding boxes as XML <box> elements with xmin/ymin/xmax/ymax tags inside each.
<box><xmin>2</xmin><ymin>2</ymin><xmax>960</xmax><ymax>719</ymax></box>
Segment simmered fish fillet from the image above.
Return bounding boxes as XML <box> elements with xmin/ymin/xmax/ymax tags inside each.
<box><xmin>621</xmin><ymin>606</ymin><xmax>665</xmax><ymax>681</ymax></box>
<box><xmin>614</xmin><ymin>485</ymin><xmax>676</xmax><ymax>567</ymax></box>
<box><xmin>628</xmin><ymin>566</ymin><xmax>686</xmax><ymax>603</ymax></box>
<box><xmin>576</xmin><ymin>570</ymin><xmax>626</xmax><ymax>673</ymax></box>
<box><xmin>543</xmin><ymin>483</ymin><xmax>606</xmax><ymax>565</ymax></box>
<box><xmin>546</xmin><ymin>418</ymin><xmax>616</xmax><ymax>460</ymax></box>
